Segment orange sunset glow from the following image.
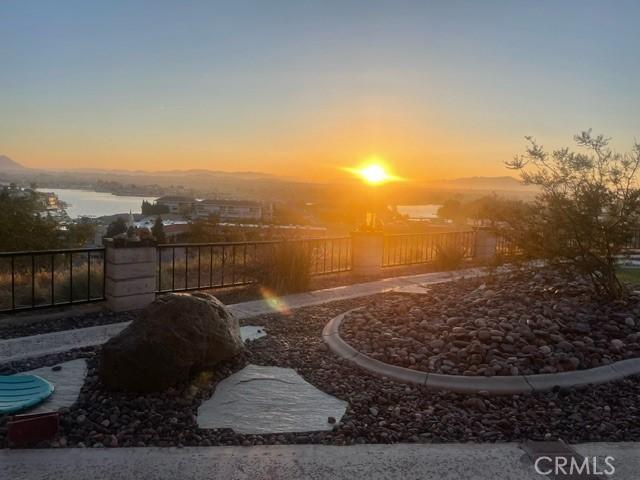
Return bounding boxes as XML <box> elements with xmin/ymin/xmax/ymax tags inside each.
<box><xmin>3</xmin><ymin>3</ymin><xmax>637</xmax><ymax>181</ymax></box>
<box><xmin>3</xmin><ymin>4</ymin><xmax>640</xmax><ymax>474</ymax></box>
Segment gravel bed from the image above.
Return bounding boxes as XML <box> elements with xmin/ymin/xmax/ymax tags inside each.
<box><xmin>2</xmin><ymin>292</ymin><xmax>640</xmax><ymax>449</ymax></box>
<box><xmin>340</xmin><ymin>269</ymin><xmax>640</xmax><ymax>376</ymax></box>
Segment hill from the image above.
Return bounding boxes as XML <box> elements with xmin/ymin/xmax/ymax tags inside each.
<box><xmin>0</xmin><ymin>155</ymin><xmax>25</xmax><ymax>171</ymax></box>
<box><xmin>426</xmin><ymin>176</ymin><xmax>534</xmax><ymax>191</ymax></box>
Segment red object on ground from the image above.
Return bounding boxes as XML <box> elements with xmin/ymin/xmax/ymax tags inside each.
<box><xmin>7</xmin><ymin>411</ymin><xmax>59</xmax><ymax>447</ymax></box>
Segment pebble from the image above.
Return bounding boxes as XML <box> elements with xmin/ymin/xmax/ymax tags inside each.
<box><xmin>341</xmin><ymin>268</ymin><xmax>640</xmax><ymax>377</ymax></box>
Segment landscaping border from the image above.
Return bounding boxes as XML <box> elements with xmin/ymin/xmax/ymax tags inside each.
<box><xmin>323</xmin><ymin>309</ymin><xmax>640</xmax><ymax>395</ymax></box>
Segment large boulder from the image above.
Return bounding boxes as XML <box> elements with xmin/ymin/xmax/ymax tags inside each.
<box><xmin>99</xmin><ymin>292</ymin><xmax>244</xmax><ymax>392</ymax></box>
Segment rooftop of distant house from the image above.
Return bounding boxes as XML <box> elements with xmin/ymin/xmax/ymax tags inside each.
<box><xmin>198</xmin><ymin>199</ymin><xmax>261</xmax><ymax>207</ymax></box>
<box><xmin>154</xmin><ymin>195</ymin><xmax>195</xmax><ymax>203</ymax></box>
<box><xmin>154</xmin><ymin>196</ymin><xmax>264</xmax><ymax>206</ymax></box>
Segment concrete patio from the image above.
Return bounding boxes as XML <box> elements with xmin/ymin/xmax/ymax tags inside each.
<box><xmin>1</xmin><ymin>443</ymin><xmax>637</xmax><ymax>480</ymax></box>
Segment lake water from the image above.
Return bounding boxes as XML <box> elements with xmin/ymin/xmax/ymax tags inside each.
<box><xmin>396</xmin><ymin>204</ymin><xmax>441</xmax><ymax>219</ymax></box>
<box><xmin>38</xmin><ymin>188</ymin><xmax>157</xmax><ymax>218</ymax></box>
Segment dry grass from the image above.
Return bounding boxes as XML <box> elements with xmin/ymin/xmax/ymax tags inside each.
<box><xmin>0</xmin><ymin>259</ymin><xmax>104</xmax><ymax>310</ymax></box>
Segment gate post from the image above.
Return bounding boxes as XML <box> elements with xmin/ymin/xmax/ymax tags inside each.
<box><xmin>473</xmin><ymin>228</ymin><xmax>498</xmax><ymax>260</ymax></box>
<box><xmin>350</xmin><ymin>231</ymin><xmax>384</xmax><ymax>277</ymax></box>
<box><xmin>104</xmin><ymin>239</ymin><xmax>157</xmax><ymax>312</ymax></box>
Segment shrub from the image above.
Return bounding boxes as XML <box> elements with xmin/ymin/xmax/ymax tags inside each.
<box><xmin>434</xmin><ymin>242</ymin><xmax>465</xmax><ymax>271</ymax></box>
<box><xmin>252</xmin><ymin>243</ymin><xmax>311</xmax><ymax>294</ymax></box>
<box><xmin>0</xmin><ymin>262</ymin><xmax>104</xmax><ymax>310</ymax></box>
<box><xmin>506</xmin><ymin>130</ymin><xmax>640</xmax><ymax>299</ymax></box>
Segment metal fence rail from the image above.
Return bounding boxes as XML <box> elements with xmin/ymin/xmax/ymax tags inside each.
<box><xmin>156</xmin><ymin>237</ymin><xmax>351</xmax><ymax>293</ymax></box>
<box><xmin>495</xmin><ymin>234</ymin><xmax>522</xmax><ymax>256</ymax></box>
<box><xmin>0</xmin><ymin>247</ymin><xmax>106</xmax><ymax>313</ymax></box>
<box><xmin>382</xmin><ymin>231</ymin><xmax>476</xmax><ymax>267</ymax></box>
<box><xmin>626</xmin><ymin>229</ymin><xmax>640</xmax><ymax>250</ymax></box>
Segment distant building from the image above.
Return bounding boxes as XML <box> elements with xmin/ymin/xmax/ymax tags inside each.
<box><xmin>154</xmin><ymin>196</ymin><xmax>195</xmax><ymax>214</ymax></box>
<box><xmin>2</xmin><ymin>186</ymin><xmax>61</xmax><ymax>212</ymax></box>
<box><xmin>133</xmin><ymin>215</ymin><xmax>191</xmax><ymax>243</ymax></box>
<box><xmin>36</xmin><ymin>191</ymin><xmax>59</xmax><ymax>210</ymax></box>
<box><xmin>154</xmin><ymin>195</ymin><xmax>273</xmax><ymax>222</ymax></box>
<box><xmin>195</xmin><ymin>199</ymin><xmax>264</xmax><ymax>221</ymax></box>
<box><xmin>161</xmin><ymin>223</ymin><xmax>191</xmax><ymax>242</ymax></box>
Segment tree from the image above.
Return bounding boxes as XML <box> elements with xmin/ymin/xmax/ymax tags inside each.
<box><xmin>186</xmin><ymin>219</ymin><xmax>214</xmax><ymax>242</ymax></box>
<box><xmin>0</xmin><ymin>190</ymin><xmax>62</xmax><ymax>251</ymax></box>
<box><xmin>505</xmin><ymin>130</ymin><xmax>640</xmax><ymax>299</ymax></box>
<box><xmin>67</xmin><ymin>222</ymin><xmax>96</xmax><ymax>247</ymax></box>
<box><xmin>437</xmin><ymin>199</ymin><xmax>463</xmax><ymax>223</ymax></box>
<box><xmin>152</xmin><ymin>217</ymin><xmax>166</xmax><ymax>243</ymax></box>
<box><xmin>141</xmin><ymin>200</ymin><xmax>169</xmax><ymax>215</ymax></box>
<box><xmin>106</xmin><ymin>217</ymin><xmax>128</xmax><ymax>237</ymax></box>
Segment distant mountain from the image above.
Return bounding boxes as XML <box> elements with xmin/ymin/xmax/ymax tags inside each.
<box><xmin>427</xmin><ymin>176</ymin><xmax>534</xmax><ymax>191</ymax></box>
<box><xmin>58</xmin><ymin>167</ymin><xmax>282</xmax><ymax>180</ymax></box>
<box><xmin>0</xmin><ymin>155</ymin><xmax>25</xmax><ymax>171</ymax></box>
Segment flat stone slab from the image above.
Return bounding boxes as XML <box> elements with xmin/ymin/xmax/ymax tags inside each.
<box><xmin>240</xmin><ymin>326</ymin><xmax>267</xmax><ymax>342</ymax></box>
<box><xmin>197</xmin><ymin>364</ymin><xmax>347</xmax><ymax>434</ymax></box>
<box><xmin>19</xmin><ymin>359</ymin><xmax>87</xmax><ymax>413</ymax></box>
<box><xmin>392</xmin><ymin>284</ymin><xmax>432</xmax><ymax>295</ymax></box>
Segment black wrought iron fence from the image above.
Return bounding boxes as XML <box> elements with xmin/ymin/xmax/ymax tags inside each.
<box><xmin>626</xmin><ymin>229</ymin><xmax>640</xmax><ymax>250</ymax></box>
<box><xmin>382</xmin><ymin>231</ymin><xmax>476</xmax><ymax>267</ymax></box>
<box><xmin>495</xmin><ymin>234</ymin><xmax>522</xmax><ymax>256</ymax></box>
<box><xmin>0</xmin><ymin>248</ymin><xmax>106</xmax><ymax>313</ymax></box>
<box><xmin>156</xmin><ymin>237</ymin><xmax>351</xmax><ymax>293</ymax></box>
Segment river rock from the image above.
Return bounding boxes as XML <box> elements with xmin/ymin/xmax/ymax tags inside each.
<box><xmin>99</xmin><ymin>292</ymin><xmax>244</xmax><ymax>392</ymax></box>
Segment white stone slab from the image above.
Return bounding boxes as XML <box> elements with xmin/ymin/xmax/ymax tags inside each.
<box><xmin>19</xmin><ymin>359</ymin><xmax>88</xmax><ymax>413</ymax></box>
<box><xmin>240</xmin><ymin>326</ymin><xmax>267</xmax><ymax>342</ymax></box>
<box><xmin>393</xmin><ymin>284</ymin><xmax>432</xmax><ymax>294</ymax></box>
<box><xmin>197</xmin><ymin>364</ymin><xmax>347</xmax><ymax>434</ymax></box>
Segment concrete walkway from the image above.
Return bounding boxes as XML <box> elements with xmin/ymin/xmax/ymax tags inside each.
<box><xmin>1</xmin><ymin>443</ymin><xmax>637</xmax><ymax>480</ymax></box>
<box><xmin>0</xmin><ymin>267</ymin><xmax>488</xmax><ymax>364</ymax></box>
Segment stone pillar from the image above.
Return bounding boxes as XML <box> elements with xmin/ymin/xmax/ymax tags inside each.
<box><xmin>350</xmin><ymin>231</ymin><xmax>384</xmax><ymax>277</ymax></box>
<box><xmin>473</xmin><ymin>228</ymin><xmax>498</xmax><ymax>260</ymax></box>
<box><xmin>105</xmin><ymin>241</ymin><xmax>157</xmax><ymax>312</ymax></box>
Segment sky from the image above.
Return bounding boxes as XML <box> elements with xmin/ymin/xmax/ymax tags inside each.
<box><xmin>1</xmin><ymin>0</ymin><xmax>640</xmax><ymax>181</ymax></box>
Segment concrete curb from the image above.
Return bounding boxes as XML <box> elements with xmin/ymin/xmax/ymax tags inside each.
<box><xmin>323</xmin><ymin>311</ymin><xmax>640</xmax><ymax>395</ymax></box>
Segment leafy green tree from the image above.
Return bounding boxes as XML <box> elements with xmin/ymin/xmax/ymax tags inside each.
<box><xmin>437</xmin><ymin>198</ymin><xmax>463</xmax><ymax>223</ymax></box>
<box><xmin>0</xmin><ymin>190</ymin><xmax>62</xmax><ymax>251</ymax></box>
<box><xmin>186</xmin><ymin>219</ymin><xmax>213</xmax><ymax>242</ymax></box>
<box><xmin>506</xmin><ymin>130</ymin><xmax>640</xmax><ymax>299</ymax></box>
<box><xmin>141</xmin><ymin>200</ymin><xmax>169</xmax><ymax>215</ymax></box>
<box><xmin>67</xmin><ymin>222</ymin><xmax>96</xmax><ymax>247</ymax></box>
<box><xmin>106</xmin><ymin>217</ymin><xmax>128</xmax><ymax>237</ymax></box>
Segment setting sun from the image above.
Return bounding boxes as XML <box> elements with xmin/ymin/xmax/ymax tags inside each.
<box><xmin>343</xmin><ymin>160</ymin><xmax>401</xmax><ymax>185</ymax></box>
<box><xmin>359</xmin><ymin>164</ymin><xmax>389</xmax><ymax>185</ymax></box>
